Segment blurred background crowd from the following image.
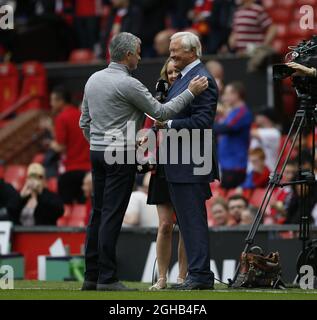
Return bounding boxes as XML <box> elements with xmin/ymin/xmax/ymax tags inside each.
<box><xmin>0</xmin><ymin>0</ymin><xmax>317</xmax><ymax>230</ymax></box>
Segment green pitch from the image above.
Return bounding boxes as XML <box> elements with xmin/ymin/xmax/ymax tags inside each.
<box><xmin>0</xmin><ymin>281</ymin><xmax>317</xmax><ymax>300</ymax></box>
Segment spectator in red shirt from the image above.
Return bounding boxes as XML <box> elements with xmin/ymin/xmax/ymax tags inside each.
<box><xmin>188</xmin><ymin>0</ymin><xmax>213</xmax><ymax>37</ymax></box>
<box><xmin>229</xmin><ymin>0</ymin><xmax>277</xmax><ymax>54</ymax></box>
<box><xmin>265</xmin><ymin>161</ymin><xmax>296</xmax><ymax>225</ymax></box>
<box><xmin>240</xmin><ymin>147</ymin><xmax>270</xmax><ymax>190</ymax></box>
<box><xmin>103</xmin><ymin>0</ymin><xmax>142</xmax><ymax>62</ymax></box>
<box><xmin>49</xmin><ymin>86</ymin><xmax>91</xmax><ymax>205</ymax></box>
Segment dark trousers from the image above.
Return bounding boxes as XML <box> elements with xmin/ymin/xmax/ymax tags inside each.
<box><xmin>221</xmin><ymin>169</ymin><xmax>246</xmax><ymax>189</ymax></box>
<box><xmin>167</xmin><ymin>182</ymin><xmax>214</xmax><ymax>284</ymax></box>
<box><xmin>58</xmin><ymin>170</ymin><xmax>87</xmax><ymax>204</ymax></box>
<box><xmin>84</xmin><ymin>151</ymin><xmax>136</xmax><ymax>284</ymax></box>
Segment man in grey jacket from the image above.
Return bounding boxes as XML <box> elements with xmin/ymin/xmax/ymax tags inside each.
<box><xmin>79</xmin><ymin>32</ymin><xmax>208</xmax><ymax>291</ymax></box>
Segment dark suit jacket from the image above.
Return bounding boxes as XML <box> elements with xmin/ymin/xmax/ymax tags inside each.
<box><xmin>163</xmin><ymin>62</ymin><xmax>220</xmax><ymax>183</ymax></box>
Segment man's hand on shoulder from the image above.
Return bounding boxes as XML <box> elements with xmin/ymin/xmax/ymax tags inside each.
<box><xmin>188</xmin><ymin>76</ymin><xmax>209</xmax><ymax>96</ymax></box>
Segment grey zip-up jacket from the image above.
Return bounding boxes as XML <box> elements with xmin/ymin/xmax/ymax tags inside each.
<box><xmin>79</xmin><ymin>62</ymin><xmax>194</xmax><ymax>151</ymax></box>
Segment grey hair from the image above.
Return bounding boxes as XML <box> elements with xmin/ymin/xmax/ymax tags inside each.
<box><xmin>170</xmin><ymin>32</ymin><xmax>202</xmax><ymax>58</ymax></box>
<box><xmin>109</xmin><ymin>32</ymin><xmax>141</xmax><ymax>62</ymax></box>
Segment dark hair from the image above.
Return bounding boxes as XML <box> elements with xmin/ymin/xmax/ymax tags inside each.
<box><xmin>286</xmin><ymin>159</ymin><xmax>297</xmax><ymax>167</ymax></box>
<box><xmin>228</xmin><ymin>81</ymin><xmax>246</xmax><ymax>100</ymax></box>
<box><xmin>51</xmin><ymin>86</ymin><xmax>72</xmax><ymax>104</ymax></box>
<box><xmin>249</xmin><ymin>147</ymin><xmax>266</xmax><ymax>160</ymax></box>
<box><xmin>211</xmin><ymin>197</ymin><xmax>228</xmax><ymax>211</ymax></box>
<box><xmin>227</xmin><ymin>194</ymin><xmax>249</xmax><ymax>207</ymax></box>
<box><xmin>256</xmin><ymin>107</ymin><xmax>277</xmax><ymax>123</ymax></box>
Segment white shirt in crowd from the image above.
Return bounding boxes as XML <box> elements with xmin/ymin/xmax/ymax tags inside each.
<box><xmin>123</xmin><ymin>191</ymin><xmax>159</xmax><ymax>228</ymax></box>
<box><xmin>250</xmin><ymin>127</ymin><xmax>281</xmax><ymax>171</ymax></box>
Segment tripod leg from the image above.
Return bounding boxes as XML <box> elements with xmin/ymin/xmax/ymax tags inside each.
<box><xmin>231</xmin><ymin>112</ymin><xmax>306</xmax><ymax>285</ymax></box>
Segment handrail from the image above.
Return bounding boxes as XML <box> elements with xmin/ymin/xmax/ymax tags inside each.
<box><xmin>0</xmin><ymin>94</ymin><xmax>42</xmax><ymax>121</ymax></box>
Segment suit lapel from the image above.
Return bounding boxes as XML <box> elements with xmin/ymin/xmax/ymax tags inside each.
<box><xmin>167</xmin><ymin>63</ymin><xmax>203</xmax><ymax>101</ymax></box>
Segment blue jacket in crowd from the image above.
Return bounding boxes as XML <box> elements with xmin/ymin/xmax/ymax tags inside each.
<box><xmin>214</xmin><ymin>105</ymin><xmax>253</xmax><ymax>171</ymax></box>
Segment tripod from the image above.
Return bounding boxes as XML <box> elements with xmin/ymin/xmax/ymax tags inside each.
<box><xmin>230</xmin><ymin>93</ymin><xmax>317</xmax><ymax>285</ymax></box>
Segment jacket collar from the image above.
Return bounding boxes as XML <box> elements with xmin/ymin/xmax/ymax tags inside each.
<box><xmin>167</xmin><ymin>62</ymin><xmax>203</xmax><ymax>99</ymax></box>
<box><xmin>108</xmin><ymin>62</ymin><xmax>131</xmax><ymax>75</ymax></box>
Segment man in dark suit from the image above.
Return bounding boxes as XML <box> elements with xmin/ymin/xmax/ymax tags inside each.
<box><xmin>160</xmin><ymin>31</ymin><xmax>219</xmax><ymax>290</ymax></box>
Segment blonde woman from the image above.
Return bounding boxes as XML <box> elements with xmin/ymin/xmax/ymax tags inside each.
<box><xmin>144</xmin><ymin>58</ymin><xmax>188</xmax><ymax>290</ymax></box>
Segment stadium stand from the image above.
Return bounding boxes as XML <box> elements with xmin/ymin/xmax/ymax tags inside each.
<box><xmin>69</xmin><ymin>49</ymin><xmax>96</xmax><ymax>64</ymax></box>
<box><xmin>18</xmin><ymin>61</ymin><xmax>48</xmax><ymax>113</ymax></box>
<box><xmin>0</xmin><ymin>109</ymin><xmax>45</xmax><ymax>166</ymax></box>
<box><xmin>3</xmin><ymin>165</ymin><xmax>27</xmax><ymax>191</ymax></box>
<box><xmin>57</xmin><ymin>204</ymin><xmax>87</xmax><ymax>227</ymax></box>
<box><xmin>0</xmin><ymin>63</ymin><xmax>19</xmax><ymax>115</ymax></box>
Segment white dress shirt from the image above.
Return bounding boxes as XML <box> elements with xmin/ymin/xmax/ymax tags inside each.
<box><xmin>167</xmin><ymin>59</ymin><xmax>201</xmax><ymax>128</ymax></box>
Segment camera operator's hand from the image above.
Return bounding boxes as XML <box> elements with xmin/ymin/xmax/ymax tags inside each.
<box><xmin>188</xmin><ymin>76</ymin><xmax>209</xmax><ymax>96</ymax></box>
<box><xmin>286</xmin><ymin>62</ymin><xmax>317</xmax><ymax>77</ymax></box>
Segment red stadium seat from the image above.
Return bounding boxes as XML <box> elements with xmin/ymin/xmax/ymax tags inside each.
<box><xmin>249</xmin><ymin>188</ymin><xmax>267</xmax><ymax>208</ymax></box>
<box><xmin>0</xmin><ymin>63</ymin><xmax>19</xmax><ymax>114</ymax></box>
<box><xmin>288</xmin><ymin>21</ymin><xmax>313</xmax><ymax>38</ymax></box>
<box><xmin>68</xmin><ymin>204</ymin><xmax>87</xmax><ymax>227</ymax></box>
<box><xmin>46</xmin><ymin>177</ymin><xmax>58</xmax><ymax>193</ymax></box>
<box><xmin>272</xmin><ymin>39</ymin><xmax>291</xmax><ymax>55</ymax></box>
<box><xmin>295</xmin><ymin>0</ymin><xmax>317</xmax><ymax>6</ymax></box>
<box><xmin>57</xmin><ymin>205</ymin><xmax>72</xmax><ymax>227</ymax></box>
<box><xmin>210</xmin><ymin>180</ymin><xmax>226</xmax><ymax>198</ymax></box>
<box><xmin>268</xmin><ymin>8</ymin><xmax>292</xmax><ymax>24</ymax></box>
<box><xmin>0</xmin><ymin>165</ymin><xmax>4</xmax><ymax>179</ymax></box>
<box><xmin>32</xmin><ymin>153</ymin><xmax>45</xmax><ymax>164</ymax></box>
<box><xmin>275</xmin><ymin>24</ymin><xmax>288</xmax><ymax>39</ymax></box>
<box><xmin>226</xmin><ymin>188</ymin><xmax>240</xmax><ymax>200</ymax></box>
<box><xmin>275</xmin><ymin>0</ymin><xmax>295</xmax><ymax>9</ymax></box>
<box><xmin>69</xmin><ymin>49</ymin><xmax>96</xmax><ymax>64</ymax></box>
<box><xmin>19</xmin><ymin>61</ymin><xmax>48</xmax><ymax>113</ymax></box>
<box><xmin>3</xmin><ymin>165</ymin><xmax>27</xmax><ymax>191</ymax></box>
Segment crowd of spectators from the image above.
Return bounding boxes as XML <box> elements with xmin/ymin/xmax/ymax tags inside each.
<box><xmin>0</xmin><ymin>0</ymin><xmax>316</xmax><ymax>229</ymax></box>
<box><xmin>207</xmin><ymin>57</ymin><xmax>317</xmax><ymax>228</ymax></box>
<box><xmin>0</xmin><ymin>0</ymin><xmax>278</xmax><ymax>62</ymax></box>
<box><xmin>1</xmin><ymin>54</ymin><xmax>317</xmax><ymax>229</ymax></box>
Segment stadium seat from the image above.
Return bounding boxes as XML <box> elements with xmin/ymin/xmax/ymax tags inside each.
<box><xmin>268</xmin><ymin>8</ymin><xmax>292</xmax><ymax>24</ymax></box>
<box><xmin>0</xmin><ymin>165</ymin><xmax>4</xmax><ymax>179</ymax></box>
<box><xmin>0</xmin><ymin>63</ymin><xmax>19</xmax><ymax>114</ymax></box>
<box><xmin>249</xmin><ymin>188</ymin><xmax>267</xmax><ymax>208</ymax></box>
<box><xmin>242</xmin><ymin>189</ymin><xmax>253</xmax><ymax>201</ymax></box>
<box><xmin>295</xmin><ymin>0</ymin><xmax>317</xmax><ymax>6</ymax></box>
<box><xmin>46</xmin><ymin>177</ymin><xmax>58</xmax><ymax>193</ymax></box>
<box><xmin>57</xmin><ymin>205</ymin><xmax>72</xmax><ymax>227</ymax></box>
<box><xmin>69</xmin><ymin>49</ymin><xmax>96</xmax><ymax>64</ymax></box>
<box><xmin>288</xmin><ymin>21</ymin><xmax>313</xmax><ymax>38</ymax></box>
<box><xmin>19</xmin><ymin>61</ymin><xmax>48</xmax><ymax>113</ymax></box>
<box><xmin>3</xmin><ymin>165</ymin><xmax>27</xmax><ymax>191</ymax></box>
<box><xmin>275</xmin><ymin>0</ymin><xmax>295</xmax><ymax>9</ymax></box>
<box><xmin>210</xmin><ymin>180</ymin><xmax>226</xmax><ymax>198</ymax></box>
<box><xmin>32</xmin><ymin>153</ymin><xmax>45</xmax><ymax>164</ymax></box>
<box><xmin>272</xmin><ymin>39</ymin><xmax>291</xmax><ymax>55</ymax></box>
<box><xmin>226</xmin><ymin>188</ymin><xmax>240</xmax><ymax>200</ymax></box>
<box><xmin>68</xmin><ymin>204</ymin><xmax>87</xmax><ymax>227</ymax></box>
<box><xmin>276</xmin><ymin>24</ymin><xmax>288</xmax><ymax>39</ymax></box>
